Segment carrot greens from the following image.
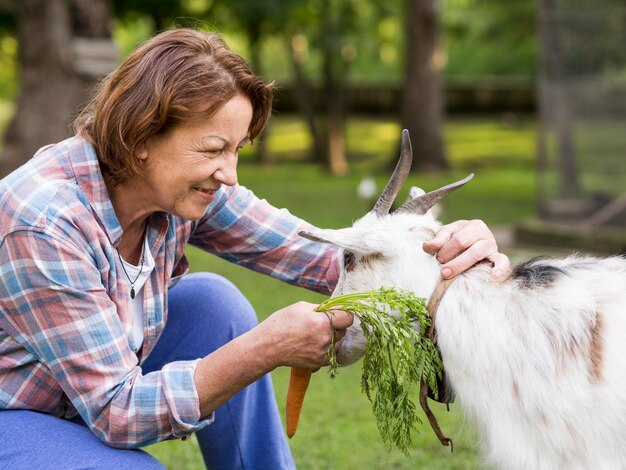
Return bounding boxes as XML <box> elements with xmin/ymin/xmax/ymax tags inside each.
<box><xmin>316</xmin><ymin>287</ymin><xmax>443</xmax><ymax>455</ymax></box>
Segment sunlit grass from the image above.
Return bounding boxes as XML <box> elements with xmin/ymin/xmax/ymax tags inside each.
<box><xmin>446</xmin><ymin>115</ymin><xmax>536</xmax><ymax>168</ymax></box>
<box><xmin>262</xmin><ymin>117</ymin><xmax>312</xmax><ymax>160</ymax></box>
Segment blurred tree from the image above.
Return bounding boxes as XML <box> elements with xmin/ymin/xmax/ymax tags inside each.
<box><xmin>537</xmin><ymin>0</ymin><xmax>579</xmax><ymax>198</ymax></box>
<box><xmin>215</xmin><ymin>0</ymin><xmax>361</xmax><ymax>174</ymax></box>
<box><xmin>314</xmin><ymin>0</ymin><xmax>353</xmax><ymax>175</ymax></box>
<box><xmin>283</xmin><ymin>1</ymin><xmax>333</xmax><ymax>170</ymax></box>
<box><xmin>0</xmin><ymin>0</ymin><xmax>116</xmax><ymax>176</ymax></box>
<box><xmin>211</xmin><ymin>0</ymin><xmax>307</xmax><ymax>166</ymax></box>
<box><xmin>536</xmin><ymin>0</ymin><xmax>625</xmax><ymax>207</ymax></box>
<box><xmin>400</xmin><ymin>0</ymin><xmax>448</xmax><ymax>171</ymax></box>
<box><xmin>285</xmin><ymin>0</ymin><xmax>394</xmax><ymax>175</ymax></box>
<box><xmin>285</xmin><ymin>30</ymin><xmax>324</xmax><ymax>165</ymax></box>
<box><xmin>0</xmin><ymin>2</ymin><xmax>17</xmax><ymax>102</ymax></box>
<box><xmin>443</xmin><ymin>0</ymin><xmax>537</xmax><ymax>78</ymax></box>
<box><xmin>112</xmin><ymin>0</ymin><xmax>187</xmax><ymax>31</ymax></box>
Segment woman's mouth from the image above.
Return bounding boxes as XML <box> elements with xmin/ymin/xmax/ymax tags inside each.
<box><xmin>193</xmin><ymin>186</ymin><xmax>217</xmax><ymax>202</ymax></box>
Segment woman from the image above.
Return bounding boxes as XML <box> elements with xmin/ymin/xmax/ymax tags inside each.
<box><xmin>0</xmin><ymin>29</ymin><xmax>508</xmax><ymax>469</ymax></box>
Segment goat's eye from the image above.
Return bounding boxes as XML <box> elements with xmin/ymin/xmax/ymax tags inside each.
<box><xmin>343</xmin><ymin>251</ymin><xmax>356</xmax><ymax>272</ymax></box>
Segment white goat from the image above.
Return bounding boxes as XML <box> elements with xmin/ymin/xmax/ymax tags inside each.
<box><xmin>301</xmin><ymin>130</ymin><xmax>626</xmax><ymax>470</ymax></box>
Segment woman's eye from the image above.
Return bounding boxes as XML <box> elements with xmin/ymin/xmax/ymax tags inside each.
<box><xmin>204</xmin><ymin>149</ymin><xmax>224</xmax><ymax>157</ymax></box>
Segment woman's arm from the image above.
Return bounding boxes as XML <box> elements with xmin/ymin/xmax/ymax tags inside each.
<box><xmin>192</xmin><ymin>301</ymin><xmax>353</xmax><ymax>418</ymax></box>
<box><xmin>190</xmin><ymin>184</ymin><xmax>340</xmax><ymax>295</ymax></box>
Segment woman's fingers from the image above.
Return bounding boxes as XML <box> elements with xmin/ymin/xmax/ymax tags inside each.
<box><xmin>327</xmin><ymin>309</ymin><xmax>354</xmax><ymax>330</ymax></box>
<box><xmin>333</xmin><ymin>328</ymin><xmax>346</xmax><ymax>342</ymax></box>
<box><xmin>422</xmin><ymin>220</ymin><xmax>467</xmax><ymax>257</ymax></box>
<box><xmin>488</xmin><ymin>252</ymin><xmax>511</xmax><ymax>281</ymax></box>
<box><xmin>439</xmin><ymin>239</ymin><xmax>494</xmax><ymax>278</ymax></box>
<box><xmin>424</xmin><ymin>219</ymin><xmax>510</xmax><ymax>280</ymax></box>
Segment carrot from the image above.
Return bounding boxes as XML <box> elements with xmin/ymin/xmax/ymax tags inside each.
<box><xmin>285</xmin><ymin>366</ymin><xmax>312</xmax><ymax>438</ymax></box>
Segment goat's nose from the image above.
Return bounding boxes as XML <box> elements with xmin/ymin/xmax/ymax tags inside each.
<box><xmin>336</xmin><ymin>333</ymin><xmax>367</xmax><ymax>366</ymax></box>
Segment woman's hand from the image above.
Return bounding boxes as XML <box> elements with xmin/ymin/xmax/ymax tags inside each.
<box><xmin>257</xmin><ymin>302</ymin><xmax>353</xmax><ymax>370</ymax></box>
<box><xmin>422</xmin><ymin>219</ymin><xmax>510</xmax><ymax>281</ymax></box>
<box><xmin>194</xmin><ymin>301</ymin><xmax>352</xmax><ymax>418</ymax></box>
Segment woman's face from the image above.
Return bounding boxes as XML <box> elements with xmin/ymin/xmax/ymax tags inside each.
<box><xmin>139</xmin><ymin>94</ymin><xmax>253</xmax><ymax>220</ymax></box>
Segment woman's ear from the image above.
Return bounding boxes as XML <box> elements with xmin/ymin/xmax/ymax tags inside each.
<box><xmin>136</xmin><ymin>143</ymin><xmax>148</xmax><ymax>161</ymax></box>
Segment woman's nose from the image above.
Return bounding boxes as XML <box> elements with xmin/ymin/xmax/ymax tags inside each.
<box><xmin>214</xmin><ymin>158</ymin><xmax>238</xmax><ymax>186</ymax></box>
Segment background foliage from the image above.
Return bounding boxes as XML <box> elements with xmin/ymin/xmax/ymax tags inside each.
<box><xmin>0</xmin><ymin>0</ymin><xmax>538</xmax><ymax>103</ymax></box>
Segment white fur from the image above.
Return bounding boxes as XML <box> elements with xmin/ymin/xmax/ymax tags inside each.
<box><xmin>304</xmin><ymin>208</ymin><xmax>626</xmax><ymax>470</ymax></box>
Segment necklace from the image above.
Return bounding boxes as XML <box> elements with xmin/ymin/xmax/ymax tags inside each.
<box><xmin>117</xmin><ymin>249</ymin><xmax>145</xmax><ymax>299</ymax></box>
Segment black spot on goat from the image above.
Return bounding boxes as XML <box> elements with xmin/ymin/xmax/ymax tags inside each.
<box><xmin>511</xmin><ymin>259</ymin><xmax>567</xmax><ymax>288</ymax></box>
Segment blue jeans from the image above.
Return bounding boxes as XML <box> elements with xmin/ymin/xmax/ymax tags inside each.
<box><xmin>0</xmin><ymin>273</ymin><xmax>296</xmax><ymax>470</ymax></box>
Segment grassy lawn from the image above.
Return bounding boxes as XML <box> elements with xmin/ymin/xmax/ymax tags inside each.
<box><xmin>139</xmin><ymin>113</ymin><xmax>537</xmax><ymax>469</ymax></box>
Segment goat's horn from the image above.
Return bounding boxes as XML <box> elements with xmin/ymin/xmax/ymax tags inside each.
<box><xmin>372</xmin><ymin>129</ymin><xmax>413</xmax><ymax>216</ymax></box>
<box><xmin>395</xmin><ymin>174</ymin><xmax>474</xmax><ymax>215</ymax></box>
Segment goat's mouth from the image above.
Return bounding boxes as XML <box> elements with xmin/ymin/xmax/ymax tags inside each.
<box><xmin>336</xmin><ymin>324</ymin><xmax>367</xmax><ymax>366</ymax></box>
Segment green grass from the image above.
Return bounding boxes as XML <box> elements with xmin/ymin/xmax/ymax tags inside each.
<box><xmin>142</xmin><ymin>113</ymin><xmax>536</xmax><ymax>469</ymax></box>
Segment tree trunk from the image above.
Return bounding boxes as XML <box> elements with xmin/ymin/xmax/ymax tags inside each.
<box><xmin>321</xmin><ymin>43</ymin><xmax>348</xmax><ymax>176</ymax></box>
<box><xmin>319</xmin><ymin>0</ymin><xmax>348</xmax><ymax>176</ymax></box>
<box><xmin>1</xmin><ymin>0</ymin><xmax>115</xmax><ymax>177</ymax></box>
<box><xmin>400</xmin><ymin>0</ymin><xmax>448</xmax><ymax>172</ymax></box>
<box><xmin>247</xmin><ymin>25</ymin><xmax>271</xmax><ymax>166</ymax></box>
<box><xmin>286</xmin><ymin>34</ymin><xmax>324</xmax><ymax>164</ymax></box>
<box><xmin>538</xmin><ymin>0</ymin><xmax>580</xmax><ymax>199</ymax></box>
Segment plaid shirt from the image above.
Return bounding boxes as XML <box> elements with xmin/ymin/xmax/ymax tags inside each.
<box><xmin>0</xmin><ymin>135</ymin><xmax>339</xmax><ymax>447</ymax></box>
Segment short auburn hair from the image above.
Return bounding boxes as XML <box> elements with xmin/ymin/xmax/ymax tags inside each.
<box><xmin>75</xmin><ymin>28</ymin><xmax>273</xmax><ymax>183</ymax></box>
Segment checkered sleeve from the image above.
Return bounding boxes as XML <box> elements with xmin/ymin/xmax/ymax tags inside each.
<box><xmin>189</xmin><ymin>184</ymin><xmax>340</xmax><ymax>295</ymax></box>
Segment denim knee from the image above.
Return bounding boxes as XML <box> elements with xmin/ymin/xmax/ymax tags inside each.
<box><xmin>0</xmin><ymin>410</ymin><xmax>165</xmax><ymax>470</ymax></box>
<box><xmin>173</xmin><ymin>272</ymin><xmax>258</xmax><ymax>335</ymax></box>
<box><xmin>144</xmin><ymin>272</ymin><xmax>259</xmax><ymax>370</ymax></box>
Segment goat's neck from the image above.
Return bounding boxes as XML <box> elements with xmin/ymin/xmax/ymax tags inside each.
<box><xmin>429</xmin><ymin>257</ymin><xmax>494</xmax><ymax>294</ymax></box>
<box><xmin>434</xmin><ymin>262</ymin><xmax>505</xmax><ymax>319</ymax></box>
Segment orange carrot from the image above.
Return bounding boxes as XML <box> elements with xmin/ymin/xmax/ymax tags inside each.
<box><xmin>285</xmin><ymin>366</ymin><xmax>312</xmax><ymax>438</ymax></box>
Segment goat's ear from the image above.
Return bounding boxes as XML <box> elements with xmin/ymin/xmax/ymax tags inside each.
<box><xmin>408</xmin><ymin>187</ymin><xmax>437</xmax><ymax>219</ymax></box>
<box><xmin>299</xmin><ymin>229</ymin><xmax>381</xmax><ymax>256</ymax></box>
<box><xmin>409</xmin><ymin>186</ymin><xmax>425</xmax><ymax>199</ymax></box>
<box><xmin>299</xmin><ymin>230</ymin><xmax>332</xmax><ymax>244</ymax></box>
<box><xmin>299</xmin><ymin>229</ymin><xmax>354</xmax><ymax>247</ymax></box>
<box><xmin>396</xmin><ymin>174</ymin><xmax>473</xmax><ymax>215</ymax></box>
